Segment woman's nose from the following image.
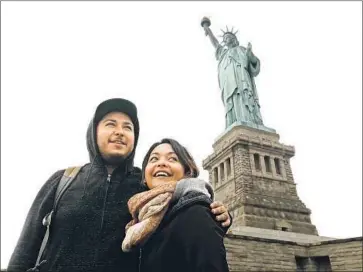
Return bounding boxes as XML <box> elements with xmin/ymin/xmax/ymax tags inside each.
<box><xmin>157</xmin><ymin>160</ymin><xmax>167</xmax><ymax>167</ymax></box>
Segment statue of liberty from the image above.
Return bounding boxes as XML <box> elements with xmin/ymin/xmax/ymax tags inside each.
<box><xmin>201</xmin><ymin>17</ymin><xmax>264</xmax><ymax>129</ymax></box>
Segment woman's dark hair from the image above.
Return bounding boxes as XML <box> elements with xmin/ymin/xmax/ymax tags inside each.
<box><xmin>141</xmin><ymin>138</ymin><xmax>199</xmax><ymax>182</ymax></box>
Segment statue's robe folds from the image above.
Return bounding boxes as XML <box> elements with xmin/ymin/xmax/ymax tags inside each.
<box><xmin>216</xmin><ymin>45</ymin><xmax>263</xmax><ymax>127</ymax></box>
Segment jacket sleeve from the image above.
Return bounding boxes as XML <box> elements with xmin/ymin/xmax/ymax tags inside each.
<box><xmin>176</xmin><ymin>204</ymin><xmax>230</xmax><ymax>272</ymax></box>
<box><xmin>7</xmin><ymin>170</ymin><xmax>64</xmax><ymax>272</ymax></box>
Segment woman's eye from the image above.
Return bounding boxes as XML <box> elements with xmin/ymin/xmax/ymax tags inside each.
<box><xmin>149</xmin><ymin>157</ymin><xmax>158</xmax><ymax>162</ymax></box>
<box><xmin>125</xmin><ymin>126</ymin><xmax>133</xmax><ymax>131</ymax></box>
<box><xmin>169</xmin><ymin>157</ymin><xmax>178</xmax><ymax>162</ymax></box>
<box><xmin>106</xmin><ymin>123</ymin><xmax>115</xmax><ymax>127</ymax></box>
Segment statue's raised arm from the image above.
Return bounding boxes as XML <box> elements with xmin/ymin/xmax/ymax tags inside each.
<box><xmin>201</xmin><ymin>17</ymin><xmax>220</xmax><ymax>49</ymax></box>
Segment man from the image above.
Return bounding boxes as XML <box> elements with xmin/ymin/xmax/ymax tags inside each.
<box><xmin>7</xmin><ymin>98</ymin><xmax>231</xmax><ymax>272</ymax></box>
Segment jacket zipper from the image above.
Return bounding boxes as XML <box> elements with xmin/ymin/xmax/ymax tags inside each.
<box><xmin>100</xmin><ymin>174</ymin><xmax>111</xmax><ymax>230</ymax></box>
<box><xmin>138</xmin><ymin>248</ymin><xmax>142</xmax><ymax>272</ymax></box>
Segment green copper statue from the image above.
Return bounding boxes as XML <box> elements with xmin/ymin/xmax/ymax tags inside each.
<box><xmin>201</xmin><ymin>17</ymin><xmax>264</xmax><ymax>129</ymax></box>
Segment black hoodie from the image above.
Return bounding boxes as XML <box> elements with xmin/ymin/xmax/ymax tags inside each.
<box><xmin>7</xmin><ymin>110</ymin><xmax>145</xmax><ymax>272</ymax></box>
<box><xmin>139</xmin><ymin>185</ymin><xmax>229</xmax><ymax>272</ymax></box>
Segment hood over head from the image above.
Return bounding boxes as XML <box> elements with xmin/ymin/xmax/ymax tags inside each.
<box><xmin>86</xmin><ymin>98</ymin><xmax>140</xmax><ymax>172</ymax></box>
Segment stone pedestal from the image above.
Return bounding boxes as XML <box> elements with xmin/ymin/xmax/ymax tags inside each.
<box><xmin>203</xmin><ymin>124</ymin><xmax>318</xmax><ymax>235</ymax></box>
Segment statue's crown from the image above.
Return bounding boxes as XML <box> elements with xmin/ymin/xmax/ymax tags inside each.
<box><xmin>220</xmin><ymin>26</ymin><xmax>238</xmax><ymax>39</ymax></box>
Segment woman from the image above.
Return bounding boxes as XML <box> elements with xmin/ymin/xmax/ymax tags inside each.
<box><xmin>122</xmin><ymin>138</ymin><xmax>230</xmax><ymax>272</ymax></box>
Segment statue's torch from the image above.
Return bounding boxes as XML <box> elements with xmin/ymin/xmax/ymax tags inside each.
<box><xmin>201</xmin><ymin>17</ymin><xmax>211</xmax><ymax>36</ymax></box>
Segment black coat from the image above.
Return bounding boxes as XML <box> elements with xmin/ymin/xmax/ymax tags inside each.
<box><xmin>7</xmin><ymin>113</ymin><xmax>145</xmax><ymax>272</ymax></box>
<box><xmin>139</xmin><ymin>192</ymin><xmax>230</xmax><ymax>272</ymax></box>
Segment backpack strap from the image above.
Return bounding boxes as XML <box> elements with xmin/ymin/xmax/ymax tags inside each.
<box><xmin>35</xmin><ymin>166</ymin><xmax>82</xmax><ymax>266</ymax></box>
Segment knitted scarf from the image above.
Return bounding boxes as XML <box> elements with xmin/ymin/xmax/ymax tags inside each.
<box><xmin>121</xmin><ymin>178</ymin><xmax>213</xmax><ymax>252</ymax></box>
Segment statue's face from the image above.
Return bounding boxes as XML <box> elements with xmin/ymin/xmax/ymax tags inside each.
<box><xmin>224</xmin><ymin>33</ymin><xmax>237</xmax><ymax>47</ymax></box>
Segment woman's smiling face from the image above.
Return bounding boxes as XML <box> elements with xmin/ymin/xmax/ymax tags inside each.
<box><xmin>144</xmin><ymin>143</ymin><xmax>185</xmax><ymax>189</ymax></box>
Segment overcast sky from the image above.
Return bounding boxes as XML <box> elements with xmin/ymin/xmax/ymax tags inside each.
<box><xmin>1</xmin><ymin>1</ymin><xmax>362</xmax><ymax>268</ymax></box>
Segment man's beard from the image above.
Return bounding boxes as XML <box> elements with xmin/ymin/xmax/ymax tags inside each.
<box><xmin>101</xmin><ymin>153</ymin><xmax>128</xmax><ymax>166</ymax></box>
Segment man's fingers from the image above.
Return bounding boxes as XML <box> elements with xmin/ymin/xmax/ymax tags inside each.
<box><xmin>210</xmin><ymin>201</ymin><xmax>223</xmax><ymax>209</ymax></box>
<box><xmin>212</xmin><ymin>206</ymin><xmax>226</xmax><ymax>215</ymax></box>
<box><xmin>216</xmin><ymin>213</ymin><xmax>228</xmax><ymax>222</ymax></box>
<box><xmin>222</xmin><ymin>218</ymin><xmax>231</xmax><ymax>227</ymax></box>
